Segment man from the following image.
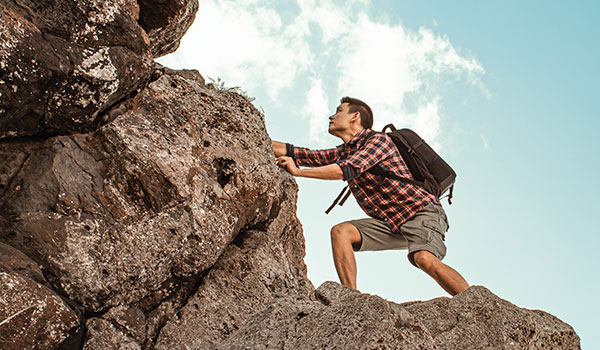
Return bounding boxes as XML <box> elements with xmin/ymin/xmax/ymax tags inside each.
<box><xmin>272</xmin><ymin>97</ymin><xmax>469</xmax><ymax>296</ymax></box>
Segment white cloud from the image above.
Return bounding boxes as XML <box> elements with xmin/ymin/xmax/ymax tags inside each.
<box><xmin>158</xmin><ymin>0</ymin><xmax>486</xmax><ymax>147</ymax></box>
<box><xmin>158</xmin><ymin>0</ymin><xmax>313</xmax><ymax>100</ymax></box>
<box><xmin>302</xmin><ymin>78</ymin><xmax>330</xmax><ymax>143</ymax></box>
<box><xmin>332</xmin><ymin>16</ymin><xmax>485</xmax><ymax>147</ymax></box>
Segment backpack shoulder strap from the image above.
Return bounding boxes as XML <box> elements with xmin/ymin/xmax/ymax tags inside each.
<box><xmin>368</xmin><ymin>164</ymin><xmax>426</xmax><ymax>188</ymax></box>
<box><xmin>325</xmin><ymin>185</ymin><xmax>351</xmax><ymax>214</ymax></box>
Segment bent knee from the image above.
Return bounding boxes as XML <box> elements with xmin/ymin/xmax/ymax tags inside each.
<box><xmin>330</xmin><ymin>223</ymin><xmax>361</xmax><ymax>243</ymax></box>
<box><xmin>412</xmin><ymin>250</ymin><xmax>439</xmax><ymax>270</ymax></box>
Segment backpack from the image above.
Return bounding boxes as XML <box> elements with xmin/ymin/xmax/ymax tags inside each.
<box><xmin>325</xmin><ymin>124</ymin><xmax>456</xmax><ymax>214</ymax></box>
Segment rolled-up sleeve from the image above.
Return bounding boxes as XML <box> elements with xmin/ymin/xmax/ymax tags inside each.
<box><xmin>336</xmin><ymin>133</ymin><xmax>393</xmax><ymax>181</ymax></box>
<box><xmin>287</xmin><ymin>144</ymin><xmax>344</xmax><ymax>167</ymax></box>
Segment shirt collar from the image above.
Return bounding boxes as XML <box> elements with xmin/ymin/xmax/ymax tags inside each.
<box><xmin>346</xmin><ymin>128</ymin><xmax>372</xmax><ymax>146</ymax></box>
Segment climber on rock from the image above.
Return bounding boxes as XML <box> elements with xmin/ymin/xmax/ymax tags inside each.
<box><xmin>272</xmin><ymin>97</ymin><xmax>469</xmax><ymax>296</ymax></box>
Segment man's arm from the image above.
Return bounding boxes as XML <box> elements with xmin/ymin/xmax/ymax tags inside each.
<box><xmin>273</xmin><ymin>140</ymin><xmax>342</xmax><ymax>167</ymax></box>
<box><xmin>272</xmin><ymin>140</ymin><xmax>287</xmax><ymax>157</ymax></box>
<box><xmin>277</xmin><ymin>156</ymin><xmax>343</xmax><ymax>180</ymax></box>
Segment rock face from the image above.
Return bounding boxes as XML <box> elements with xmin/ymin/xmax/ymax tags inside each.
<box><xmin>0</xmin><ymin>243</ymin><xmax>82</xmax><ymax>350</ymax></box>
<box><xmin>0</xmin><ymin>66</ymin><xmax>314</xmax><ymax>348</ymax></box>
<box><xmin>0</xmin><ymin>2</ymin><xmax>581</xmax><ymax>350</ymax></box>
<box><xmin>0</xmin><ymin>0</ymin><xmax>198</xmax><ymax>138</ymax></box>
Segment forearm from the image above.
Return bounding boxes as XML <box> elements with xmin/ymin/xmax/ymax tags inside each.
<box><xmin>296</xmin><ymin>164</ymin><xmax>343</xmax><ymax>180</ymax></box>
<box><xmin>272</xmin><ymin>140</ymin><xmax>287</xmax><ymax>157</ymax></box>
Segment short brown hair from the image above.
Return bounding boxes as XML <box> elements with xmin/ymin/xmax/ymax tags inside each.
<box><xmin>340</xmin><ymin>97</ymin><xmax>373</xmax><ymax>129</ymax></box>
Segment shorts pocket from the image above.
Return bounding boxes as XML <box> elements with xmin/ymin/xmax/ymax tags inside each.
<box><xmin>423</xmin><ymin>220</ymin><xmax>445</xmax><ymax>241</ymax></box>
<box><xmin>423</xmin><ymin>220</ymin><xmax>442</xmax><ymax>233</ymax></box>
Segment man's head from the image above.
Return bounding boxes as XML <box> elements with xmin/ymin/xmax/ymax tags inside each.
<box><xmin>328</xmin><ymin>97</ymin><xmax>373</xmax><ymax>139</ymax></box>
<box><xmin>340</xmin><ymin>97</ymin><xmax>373</xmax><ymax>129</ymax></box>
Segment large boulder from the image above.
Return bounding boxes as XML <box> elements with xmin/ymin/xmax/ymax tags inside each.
<box><xmin>0</xmin><ymin>0</ymin><xmax>198</xmax><ymax>139</ymax></box>
<box><xmin>0</xmin><ymin>0</ymin><xmax>153</xmax><ymax>138</ymax></box>
<box><xmin>0</xmin><ymin>246</ymin><xmax>81</xmax><ymax>350</ymax></box>
<box><xmin>155</xmin><ymin>220</ymin><xmax>313</xmax><ymax>349</ymax></box>
<box><xmin>0</xmin><ymin>67</ymin><xmax>308</xmax><ymax>319</ymax></box>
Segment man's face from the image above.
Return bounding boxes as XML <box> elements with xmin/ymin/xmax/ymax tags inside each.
<box><xmin>328</xmin><ymin>103</ymin><xmax>356</xmax><ymax>135</ymax></box>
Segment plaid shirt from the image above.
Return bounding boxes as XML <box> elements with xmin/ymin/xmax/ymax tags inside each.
<box><xmin>288</xmin><ymin>128</ymin><xmax>438</xmax><ymax>232</ymax></box>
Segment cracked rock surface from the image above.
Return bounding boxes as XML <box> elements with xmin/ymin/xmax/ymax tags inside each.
<box><xmin>0</xmin><ymin>244</ymin><xmax>82</xmax><ymax>350</ymax></box>
<box><xmin>0</xmin><ymin>0</ymin><xmax>197</xmax><ymax>138</ymax></box>
<box><xmin>221</xmin><ymin>282</ymin><xmax>580</xmax><ymax>350</ymax></box>
<box><xmin>0</xmin><ymin>66</ymin><xmax>314</xmax><ymax>348</ymax></box>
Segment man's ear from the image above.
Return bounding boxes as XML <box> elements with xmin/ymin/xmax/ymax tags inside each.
<box><xmin>351</xmin><ymin>112</ymin><xmax>361</xmax><ymax>123</ymax></box>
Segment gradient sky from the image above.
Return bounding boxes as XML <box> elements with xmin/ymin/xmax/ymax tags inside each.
<box><xmin>158</xmin><ymin>1</ymin><xmax>600</xmax><ymax>348</ymax></box>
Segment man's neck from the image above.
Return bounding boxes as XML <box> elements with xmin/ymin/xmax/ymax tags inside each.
<box><xmin>339</xmin><ymin>126</ymin><xmax>365</xmax><ymax>143</ymax></box>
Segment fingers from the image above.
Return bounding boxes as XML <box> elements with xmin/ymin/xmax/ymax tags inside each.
<box><xmin>276</xmin><ymin>156</ymin><xmax>290</xmax><ymax>167</ymax></box>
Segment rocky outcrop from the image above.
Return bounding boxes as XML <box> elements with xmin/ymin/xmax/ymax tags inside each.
<box><xmin>0</xmin><ymin>0</ymin><xmax>197</xmax><ymax>138</ymax></box>
<box><xmin>0</xmin><ymin>66</ymin><xmax>313</xmax><ymax>348</ymax></box>
<box><xmin>0</xmin><ymin>67</ymin><xmax>296</xmax><ymax>312</ymax></box>
<box><xmin>0</xmin><ymin>2</ymin><xmax>581</xmax><ymax>349</ymax></box>
<box><xmin>221</xmin><ymin>282</ymin><xmax>580</xmax><ymax>350</ymax></box>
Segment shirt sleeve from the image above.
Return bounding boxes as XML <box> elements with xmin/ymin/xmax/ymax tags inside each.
<box><xmin>287</xmin><ymin>143</ymin><xmax>344</xmax><ymax>167</ymax></box>
<box><xmin>336</xmin><ymin>133</ymin><xmax>394</xmax><ymax>181</ymax></box>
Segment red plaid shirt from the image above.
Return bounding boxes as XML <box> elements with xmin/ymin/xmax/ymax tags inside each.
<box><xmin>289</xmin><ymin>128</ymin><xmax>438</xmax><ymax>232</ymax></box>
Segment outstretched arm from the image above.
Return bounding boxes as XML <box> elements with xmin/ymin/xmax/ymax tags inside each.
<box><xmin>277</xmin><ymin>156</ymin><xmax>343</xmax><ymax>180</ymax></box>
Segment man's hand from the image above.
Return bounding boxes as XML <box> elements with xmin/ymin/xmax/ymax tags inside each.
<box><xmin>277</xmin><ymin>156</ymin><xmax>299</xmax><ymax>176</ymax></box>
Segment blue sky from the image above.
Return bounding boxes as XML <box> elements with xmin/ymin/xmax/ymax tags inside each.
<box><xmin>159</xmin><ymin>1</ymin><xmax>600</xmax><ymax>348</ymax></box>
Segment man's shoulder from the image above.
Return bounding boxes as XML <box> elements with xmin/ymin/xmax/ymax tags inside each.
<box><xmin>359</xmin><ymin>129</ymin><xmax>393</xmax><ymax>148</ymax></box>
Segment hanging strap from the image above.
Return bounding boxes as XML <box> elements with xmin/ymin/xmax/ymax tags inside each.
<box><xmin>325</xmin><ymin>185</ymin><xmax>350</xmax><ymax>214</ymax></box>
<box><xmin>438</xmin><ymin>185</ymin><xmax>454</xmax><ymax>205</ymax></box>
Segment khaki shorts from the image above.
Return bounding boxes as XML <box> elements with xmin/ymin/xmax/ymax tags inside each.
<box><xmin>349</xmin><ymin>203</ymin><xmax>448</xmax><ymax>267</ymax></box>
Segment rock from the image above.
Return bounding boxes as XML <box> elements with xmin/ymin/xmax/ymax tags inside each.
<box><xmin>0</xmin><ymin>69</ymin><xmax>306</xmax><ymax>318</ymax></box>
<box><xmin>138</xmin><ymin>0</ymin><xmax>199</xmax><ymax>57</ymax></box>
<box><xmin>0</xmin><ymin>0</ymin><xmax>199</xmax><ymax>138</ymax></box>
<box><xmin>402</xmin><ymin>285</ymin><xmax>581</xmax><ymax>349</ymax></box>
<box><xmin>0</xmin><ymin>0</ymin><xmax>153</xmax><ymax>138</ymax></box>
<box><xmin>219</xmin><ymin>282</ymin><xmax>581</xmax><ymax>350</ymax></box>
<box><xmin>0</xmin><ymin>263</ymin><xmax>81</xmax><ymax>350</ymax></box>
<box><xmin>0</xmin><ymin>242</ymin><xmax>45</xmax><ymax>284</ymax></box>
<box><xmin>155</xmin><ymin>203</ymin><xmax>313</xmax><ymax>349</ymax></box>
<box><xmin>83</xmin><ymin>317</ymin><xmax>141</xmax><ymax>350</ymax></box>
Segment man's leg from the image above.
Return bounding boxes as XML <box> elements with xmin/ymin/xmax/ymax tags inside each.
<box><xmin>412</xmin><ymin>250</ymin><xmax>469</xmax><ymax>296</ymax></box>
<box><xmin>330</xmin><ymin>223</ymin><xmax>362</xmax><ymax>290</ymax></box>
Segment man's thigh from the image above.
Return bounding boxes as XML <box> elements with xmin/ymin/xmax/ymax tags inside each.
<box><xmin>347</xmin><ymin>203</ymin><xmax>448</xmax><ymax>267</ymax></box>
<box><xmin>348</xmin><ymin>218</ymin><xmax>408</xmax><ymax>252</ymax></box>
<box><xmin>400</xmin><ymin>203</ymin><xmax>448</xmax><ymax>267</ymax></box>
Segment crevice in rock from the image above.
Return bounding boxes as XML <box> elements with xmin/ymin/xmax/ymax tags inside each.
<box><xmin>90</xmin><ymin>87</ymin><xmax>142</xmax><ymax>129</ymax></box>
<box><xmin>315</xmin><ymin>291</ymin><xmax>332</xmax><ymax>306</ymax></box>
<box><xmin>144</xmin><ymin>271</ymin><xmax>207</xmax><ymax>349</ymax></box>
<box><xmin>137</xmin><ymin>0</ymin><xmax>180</xmax><ymax>31</ymax></box>
<box><xmin>213</xmin><ymin>158</ymin><xmax>235</xmax><ymax>188</ymax></box>
<box><xmin>0</xmin><ymin>150</ymin><xmax>32</xmax><ymax>200</ymax></box>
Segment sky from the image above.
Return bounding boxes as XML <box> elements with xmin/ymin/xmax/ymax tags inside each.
<box><xmin>158</xmin><ymin>1</ymin><xmax>600</xmax><ymax>348</ymax></box>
